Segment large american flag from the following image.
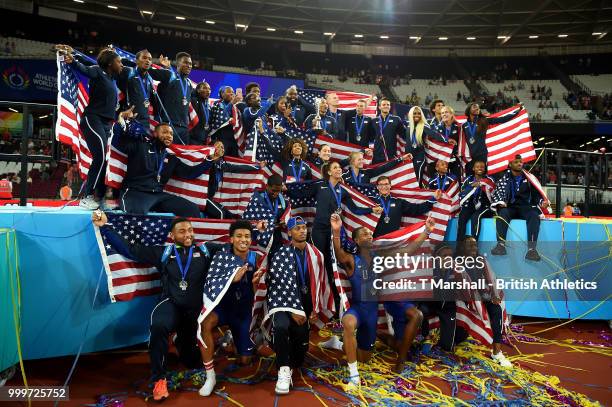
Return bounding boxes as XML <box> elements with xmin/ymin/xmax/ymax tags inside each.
<box><xmin>95</xmin><ymin>213</ymin><xmax>257</xmax><ymax>302</ymax></box>
<box><xmin>300</xmin><ymin>89</ymin><xmax>378</xmax><ymax>117</ymax></box>
<box><xmin>456</xmin><ymin>105</ymin><xmax>535</xmax><ymax>175</ymax></box>
<box><xmin>55</xmin><ymin>51</ymin><xmax>94</xmax><ymax>178</ymax></box>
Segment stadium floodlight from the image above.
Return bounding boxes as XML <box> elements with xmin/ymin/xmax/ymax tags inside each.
<box><xmin>497</xmin><ymin>36</ymin><xmax>507</xmax><ymax>39</ymax></box>
<box><xmin>294</xmin><ymin>30</ymin><xmax>303</xmax><ymax>34</ymax></box>
<box><xmin>529</xmin><ymin>35</ymin><xmax>539</xmax><ymax>39</ymax></box>
<box><xmin>175</xmin><ymin>16</ymin><xmax>185</xmax><ymax>20</ymax></box>
<box><xmin>236</xmin><ymin>24</ymin><xmax>247</xmax><ymax>28</ymax></box>
<box><xmin>466</xmin><ymin>37</ymin><xmax>476</xmax><ymax>40</ymax></box>
<box><xmin>267</xmin><ymin>28</ymin><xmax>276</xmax><ymax>32</ymax></box>
<box><xmin>73</xmin><ymin>0</ymin><xmax>84</xmax><ymax>3</ymax></box>
<box><xmin>205</xmin><ymin>20</ymin><xmax>215</xmax><ymax>24</ymax></box>
<box><xmin>141</xmin><ymin>10</ymin><xmax>153</xmax><ymax>15</ymax></box>
<box><xmin>558</xmin><ymin>34</ymin><xmax>568</xmax><ymax>38</ymax></box>
<box><xmin>107</xmin><ymin>5</ymin><xmax>118</xmax><ymax>9</ymax></box>
<box><xmin>380</xmin><ymin>35</ymin><xmax>389</xmax><ymax>39</ymax></box>
<box><xmin>438</xmin><ymin>37</ymin><xmax>448</xmax><ymax>40</ymax></box>
<box><xmin>354</xmin><ymin>34</ymin><xmax>364</xmax><ymax>38</ymax></box>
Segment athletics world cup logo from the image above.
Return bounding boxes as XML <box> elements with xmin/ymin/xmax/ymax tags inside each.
<box><xmin>2</xmin><ymin>65</ymin><xmax>30</xmax><ymax>90</ymax></box>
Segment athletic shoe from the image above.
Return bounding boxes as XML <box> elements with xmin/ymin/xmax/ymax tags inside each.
<box><xmin>319</xmin><ymin>335</ymin><xmax>343</xmax><ymax>350</ymax></box>
<box><xmin>345</xmin><ymin>376</ymin><xmax>361</xmax><ymax>392</ymax></box>
<box><xmin>198</xmin><ymin>373</ymin><xmax>216</xmax><ymax>397</ymax></box>
<box><xmin>491</xmin><ymin>243</ymin><xmax>507</xmax><ymax>255</ymax></box>
<box><xmin>525</xmin><ymin>249</ymin><xmax>541</xmax><ymax>261</ymax></box>
<box><xmin>152</xmin><ymin>378</ymin><xmax>169</xmax><ymax>401</ymax></box>
<box><xmin>491</xmin><ymin>352</ymin><xmax>512</xmax><ymax>368</ymax></box>
<box><xmin>79</xmin><ymin>195</ymin><xmax>100</xmax><ymax>210</ymax></box>
<box><xmin>275</xmin><ymin>366</ymin><xmax>292</xmax><ymax>395</ymax></box>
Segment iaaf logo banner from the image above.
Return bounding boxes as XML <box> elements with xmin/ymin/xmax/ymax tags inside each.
<box><xmin>2</xmin><ymin>65</ymin><xmax>30</xmax><ymax>90</ymax></box>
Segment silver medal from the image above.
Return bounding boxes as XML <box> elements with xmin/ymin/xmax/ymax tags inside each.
<box><xmin>144</xmin><ymin>99</ymin><xmax>150</xmax><ymax>108</ymax></box>
<box><xmin>356</xmin><ymin>135</ymin><xmax>361</xmax><ymax>142</ymax></box>
<box><xmin>204</xmin><ymin>124</ymin><xmax>209</xmax><ymax>131</ymax></box>
<box><xmin>384</xmin><ymin>216</ymin><xmax>390</xmax><ymax>224</ymax></box>
<box><xmin>179</xmin><ymin>279</ymin><xmax>188</xmax><ymax>290</ymax></box>
<box><xmin>335</xmin><ymin>208</ymin><xmax>342</xmax><ymax>215</ymax></box>
<box><xmin>182</xmin><ymin>97</ymin><xmax>188</xmax><ymax>106</ymax></box>
<box><xmin>469</xmin><ymin>137</ymin><xmax>475</xmax><ymax>144</ymax></box>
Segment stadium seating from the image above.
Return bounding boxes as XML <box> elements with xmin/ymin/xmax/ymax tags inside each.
<box><xmin>391</xmin><ymin>80</ymin><xmax>470</xmax><ymax>113</ymax></box>
<box><xmin>212</xmin><ymin>65</ymin><xmax>277</xmax><ymax>77</ymax></box>
<box><xmin>0</xmin><ymin>37</ymin><xmax>54</xmax><ymax>58</ymax></box>
<box><xmin>571</xmin><ymin>74</ymin><xmax>612</xmax><ymax>95</ymax></box>
<box><xmin>306</xmin><ymin>74</ymin><xmax>381</xmax><ymax>96</ymax></box>
<box><xmin>482</xmin><ymin>80</ymin><xmax>590</xmax><ymax>121</ymax></box>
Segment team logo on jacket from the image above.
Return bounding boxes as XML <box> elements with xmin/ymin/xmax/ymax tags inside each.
<box><xmin>2</xmin><ymin>66</ymin><xmax>30</xmax><ymax>90</ymax></box>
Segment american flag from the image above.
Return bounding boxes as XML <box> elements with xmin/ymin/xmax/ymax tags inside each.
<box><xmin>213</xmin><ymin>156</ymin><xmax>270</xmax><ymax>215</ymax></box>
<box><xmin>209</xmin><ymin>101</ymin><xmax>245</xmax><ymax>154</ymax></box>
<box><xmin>428</xmin><ymin>259</ymin><xmax>508</xmax><ymax>345</ymax></box>
<box><xmin>243</xmin><ymin>126</ymin><xmax>284</xmax><ymax>164</ymax></box>
<box><xmin>299</xmin><ymin>89</ymin><xmax>378</xmax><ymax>117</ymax></box>
<box><xmin>263</xmin><ymin>244</ymin><xmax>334</xmax><ymax>328</ymax></box>
<box><xmin>94</xmin><ymin>213</ymin><xmax>171</xmax><ymax>301</ymax></box>
<box><xmin>95</xmin><ymin>214</ymin><xmax>257</xmax><ymax>302</ymax></box>
<box><xmin>314</xmin><ymin>135</ymin><xmax>373</xmax><ymax>165</ymax></box>
<box><xmin>285</xmin><ymin>181</ymin><xmax>380</xmax><ymax>234</ymax></box>
<box><xmin>332</xmin><ymin>222</ymin><xmax>433</xmax><ymax>317</ymax></box>
<box><xmin>243</xmin><ymin>190</ymin><xmax>291</xmax><ymax>248</ymax></box>
<box><xmin>459</xmin><ymin>176</ymin><xmax>495</xmax><ymax>207</ymax></box>
<box><xmin>456</xmin><ymin>105</ymin><xmax>535</xmax><ymax>175</ymax></box>
<box><xmin>105</xmin><ymin>141</ymin><xmax>214</xmax><ymax>209</ymax></box>
<box><xmin>425</xmin><ymin>137</ymin><xmax>454</xmax><ymax>164</ymax></box>
<box><xmin>196</xmin><ymin>249</ymin><xmax>263</xmax><ymax>346</ymax></box>
<box><xmin>55</xmin><ymin>51</ymin><xmax>94</xmax><ymax>178</ymax></box>
<box><xmin>490</xmin><ymin>169</ymin><xmax>551</xmax><ymax>214</ymax></box>
<box><xmin>366</xmin><ymin>158</ymin><xmax>420</xmax><ymax>189</ymax></box>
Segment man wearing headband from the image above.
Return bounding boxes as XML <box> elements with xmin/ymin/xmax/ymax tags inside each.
<box><xmin>265</xmin><ymin>217</ymin><xmax>334</xmax><ymax>395</ymax></box>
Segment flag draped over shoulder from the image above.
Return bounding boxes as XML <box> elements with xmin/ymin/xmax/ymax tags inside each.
<box><xmin>262</xmin><ymin>244</ymin><xmax>334</xmax><ymax>327</ymax></box>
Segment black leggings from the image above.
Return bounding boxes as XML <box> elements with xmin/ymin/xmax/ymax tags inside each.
<box><xmin>272</xmin><ymin>312</ymin><xmax>310</xmax><ymax>368</ymax></box>
<box><xmin>149</xmin><ymin>299</ymin><xmax>201</xmax><ymax>380</ymax></box>
<box><xmin>81</xmin><ymin>114</ymin><xmax>111</xmax><ymax>198</ymax></box>
<box><xmin>311</xmin><ymin>225</ymin><xmax>339</xmax><ymax>309</ymax></box>
<box><xmin>121</xmin><ymin>190</ymin><xmax>200</xmax><ymax>217</ymax></box>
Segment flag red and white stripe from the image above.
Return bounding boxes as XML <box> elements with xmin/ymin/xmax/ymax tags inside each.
<box><xmin>328</xmin><ymin>91</ymin><xmax>378</xmax><ymax>117</ymax></box>
<box><xmin>456</xmin><ymin>106</ymin><xmax>535</xmax><ymax>174</ymax></box>
<box><xmin>425</xmin><ymin>137</ymin><xmax>454</xmax><ymax>164</ymax></box>
<box><xmin>314</xmin><ymin>135</ymin><xmax>372</xmax><ymax>165</ymax></box>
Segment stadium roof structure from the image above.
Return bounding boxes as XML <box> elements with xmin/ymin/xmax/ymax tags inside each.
<box><xmin>38</xmin><ymin>0</ymin><xmax>612</xmax><ymax>48</ymax></box>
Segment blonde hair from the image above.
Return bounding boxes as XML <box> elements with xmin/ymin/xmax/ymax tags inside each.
<box><xmin>408</xmin><ymin>106</ymin><xmax>425</xmax><ymax>146</ymax></box>
<box><xmin>441</xmin><ymin>105</ymin><xmax>455</xmax><ymax>117</ymax></box>
<box><xmin>348</xmin><ymin>151</ymin><xmax>363</xmax><ymax>166</ymax></box>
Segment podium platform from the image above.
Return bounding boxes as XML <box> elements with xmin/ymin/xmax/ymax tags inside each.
<box><xmin>0</xmin><ymin>207</ymin><xmax>610</xmax><ymax>367</ymax></box>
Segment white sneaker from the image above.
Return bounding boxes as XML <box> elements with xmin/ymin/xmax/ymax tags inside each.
<box><xmin>79</xmin><ymin>195</ymin><xmax>100</xmax><ymax>210</ymax></box>
<box><xmin>345</xmin><ymin>376</ymin><xmax>360</xmax><ymax>392</ymax></box>
<box><xmin>275</xmin><ymin>366</ymin><xmax>292</xmax><ymax>395</ymax></box>
<box><xmin>198</xmin><ymin>373</ymin><xmax>216</xmax><ymax>397</ymax></box>
<box><xmin>319</xmin><ymin>335</ymin><xmax>343</xmax><ymax>350</ymax></box>
<box><xmin>491</xmin><ymin>351</ymin><xmax>512</xmax><ymax>368</ymax></box>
